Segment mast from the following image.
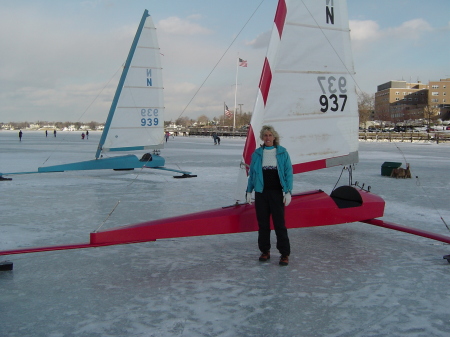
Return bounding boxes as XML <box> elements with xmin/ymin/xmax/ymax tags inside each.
<box><xmin>233</xmin><ymin>55</ymin><xmax>239</xmax><ymax>132</ymax></box>
<box><xmin>95</xmin><ymin>10</ymin><xmax>150</xmax><ymax>159</ymax></box>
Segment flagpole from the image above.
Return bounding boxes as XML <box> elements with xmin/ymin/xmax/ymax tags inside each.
<box><xmin>233</xmin><ymin>54</ymin><xmax>239</xmax><ymax>132</ymax></box>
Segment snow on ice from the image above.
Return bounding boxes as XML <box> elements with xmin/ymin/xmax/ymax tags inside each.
<box><xmin>1</xmin><ymin>130</ymin><xmax>450</xmax><ymax>336</ymax></box>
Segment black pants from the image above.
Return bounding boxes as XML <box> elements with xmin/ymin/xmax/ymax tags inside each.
<box><xmin>255</xmin><ymin>189</ymin><xmax>290</xmax><ymax>256</ymax></box>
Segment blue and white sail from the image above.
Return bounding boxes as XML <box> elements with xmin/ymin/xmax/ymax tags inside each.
<box><xmin>96</xmin><ymin>10</ymin><xmax>164</xmax><ymax>158</ymax></box>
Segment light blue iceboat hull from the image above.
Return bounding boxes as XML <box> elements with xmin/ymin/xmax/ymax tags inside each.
<box><xmin>37</xmin><ymin>154</ymin><xmax>165</xmax><ymax>173</ymax></box>
<box><xmin>1</xmin><ymin>153</ymin><xmax>195</xmax><ymax>177</ymax></box>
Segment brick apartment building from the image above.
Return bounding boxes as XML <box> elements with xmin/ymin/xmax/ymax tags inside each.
<box><xmin>374</xmin><ymin>78</ymin><xmax>450</xmax><ymax>124</ymax></box>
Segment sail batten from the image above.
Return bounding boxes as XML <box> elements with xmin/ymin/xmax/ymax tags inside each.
<box><xmin>243</xmin><ymin>0</ymin><xmax>358</xmax><ymax>175</ymax></box>
<box><xmin>116</xmin><ymin>106</ymin><xmax>164</xmax><ymax>109</ymax></box>
<box><xmin>122</xmin><ymin>86</ymin><xmax>163</xmax><ymax>89</ymax></box>
<box><xmin>285</xmin><ymin>21</ymin><xmax>349</xmax><ymax>32</ymax></box>
<box><xmin>109</xmin><ymin>127</ymin><xmax>160</xmax><ymax>130</ymax></box>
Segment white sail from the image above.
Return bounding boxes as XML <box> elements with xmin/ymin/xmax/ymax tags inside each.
<box><xmin>101</xmin><ymin>12</ymin><xmax>164</xmax><ymax>153</ymax></box>
<box><xmin>243</xmin><ymin>0</ymin><xmax>358</xmax><ymax>174</ymax></box>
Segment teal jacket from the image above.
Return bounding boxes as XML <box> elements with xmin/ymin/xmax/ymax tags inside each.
<box><xmin>246</xmin><ymin>145</ymin><xmax>293</xmax><ymax>194</ymax></box>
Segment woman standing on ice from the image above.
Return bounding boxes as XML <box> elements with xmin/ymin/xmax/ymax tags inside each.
<box><xmin>246</xmin><ymin>125</ymin><xmax>293</xmax><ymax>266</ymax></box>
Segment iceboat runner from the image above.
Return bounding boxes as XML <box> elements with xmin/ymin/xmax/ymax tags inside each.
<box><xmin>0</xmin><ymin>10</ymin><xmax>195</xmax><ymax>180</ymax></box>
<box><xmin>1</xmin><ymin>1</ymin><xmax>450</xmax><ymax>263</ymax></box>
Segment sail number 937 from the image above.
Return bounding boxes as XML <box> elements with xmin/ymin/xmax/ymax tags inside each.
<box><xmin>140</xmin><ymin>108</ymin><xmax>159</xmax><ymax>126</ymax></box>
<box><xmin>317</xmin><ymin>76</ymin><xmax>347</xmax><ymax>113</ymax></box>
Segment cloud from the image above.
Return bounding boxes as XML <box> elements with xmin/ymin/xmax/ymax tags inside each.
<box><xmin>387</xmin><ymin>18</ymin><xmax>432</xmax><ymax>39</ymax></box>
<box><xmin>246</xmin><ymin>30</ymin><xmax>271</xmax><ymax>49</ymax></box>
<box><xmin>80</xmin><ymin>0</ymin><xmax>114</xmax><ymax>9</ymax></box>
<box><xmin>350</xmin><ymin>18</ymin><xmax>433</xmax><ymax>42</ymax></box>
<box><xmin>157</xmin><ymin>16</ymin><xmax>212</xmax><ymax>35</ymax></box>
<box><xmin>349</xmin><ymin>20</ymin><xmax>381</xmax><ymax>41</ymax></box>
<box><xmin>349</xmin><ymin>17</ymin><xmax>442</xmax><ymax>95</ymax></box>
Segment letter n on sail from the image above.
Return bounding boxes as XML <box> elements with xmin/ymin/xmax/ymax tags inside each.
<box><xmin>147</xmin><ymin>69</ymin><xmax>152</xmax><ymax>86</ymax></box>
<box><xmin>326</xmin><ymin>0</ymin><xmax>334</xmax><ymax>25</ymax></box>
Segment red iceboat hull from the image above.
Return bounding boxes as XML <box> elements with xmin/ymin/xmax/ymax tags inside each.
<box><xmin>0</xmin><ymin>187</ymin><xmax>385</xmax><ymax>256</ymax></box>
<box><xmin>90</xmin><ymin>187</ymin><xmax>384</xmax><ymax>245</ymax></box>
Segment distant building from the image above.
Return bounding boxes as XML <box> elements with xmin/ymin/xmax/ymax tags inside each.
<box><xmin>29</xmin><ymin>123</ymin><xmax>41</xmax><ymax>130</ymax></box>
<box><xmin>374</xmin><ymin>78</ymin><xmax>450</xmax><ymax>123</ymax></box>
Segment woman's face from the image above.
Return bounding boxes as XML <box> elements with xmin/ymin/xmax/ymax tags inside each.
<box><xmin>262</xmin><ymin>130</ymin><xmax>274</xmax><ymax>147</ymax></box>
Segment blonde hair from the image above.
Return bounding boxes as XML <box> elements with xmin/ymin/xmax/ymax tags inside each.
<box><xmin>259</xmin><ymin>125</ymin><xmax>280</xmax><ymax>146</ymax></box>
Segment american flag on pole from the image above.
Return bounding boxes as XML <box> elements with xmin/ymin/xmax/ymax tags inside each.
<box><xmin>239</xmin><ymin>58</ymin><xmax>247</xmax><ymax>67</ymax></box>
<box><xmin>225</xmin><ymin>105</ymin><xmax>233</xmax><ymax>118</ymax></box>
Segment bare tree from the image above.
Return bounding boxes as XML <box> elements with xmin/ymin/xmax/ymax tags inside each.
<box><xmin>88</xmin><ymin>121</ymin><xmax>98</xmax><ymax>130</ymax></box>
<box><xmin>175</xmin><ymin>116</ymin><xmax>190</xmax><ymax>127</ymax></box>
<box><xmin>357</xmin><ymin>91</ymin><xmax>374</xmax><ymax>129</ymax></box>
<box><xmin>197</xmin><ymin>115</ymin><xmax>209</xmax><ymax>126</ymax></box>
<box><xmin>423</xmin><ymin>103</ymin><xmax>440</xmax><ymax>131</ymax></box>
<box><xmin>236</xmin><ymin>112</ymin><xmax>252</xmax><ymax>128</ymax></box>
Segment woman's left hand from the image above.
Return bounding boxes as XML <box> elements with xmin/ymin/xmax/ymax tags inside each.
<box><xmin>283</xmin><ymin>193</ymin><xmax>291</xmax><ymax>206</ymax></box>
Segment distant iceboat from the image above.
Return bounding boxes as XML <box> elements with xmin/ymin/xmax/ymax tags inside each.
<box><xmin>1</xmin><ymin>10</ymin><xmax>194</xmax><ymax>179</ymax></box>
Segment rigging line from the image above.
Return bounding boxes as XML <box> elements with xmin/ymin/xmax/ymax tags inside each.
<box><xmin>126</xmin><ymin>156</ymin><xmax>170</xmax><ymax>188</ymax></box>
<box><xmin>92</xmin><ymin>155</ymin><xmax>167</xmax><ymax>233</ymax></box>
<box><xmin>94</xmin><ymin>200</ymin><xmax>121</xmax><ymax>233</ymax></box>
<box><xmin>40</xmin><ymin>65</ymin><xmax>123</xmax><ymax>166</ymax></box>
<box><xmin>176</xmin><ymin>0</ymin><xmax>266</xmax><ymax>120</ymax></box>
<box><xmin>77</xmin><ymin>64</ymin><xmax>124</xmax><ymax>123</ymax></box>
<box><xmin>332</xmin><ymin>166</ymin><xmax>346</xmax><ymax>191</ymax></box>
<box><xmin>331</xmin><ymin>164</ymin><xmax>354</xmax><ymax>192</ymax></box>
<box><xmin>391</xmin><ymin>141</ymin><xmax>449</xmax><ymax>232</ymax></box>
<box><xmin>348</xmin><ymin>165</ymin><xmax>353</xmax><ymax>186</ymax></box>
<box><xmin>414</xmin><ymin>175</ymin><xmax>450</xmax><ymax>231</ymax></box>
<box><xmin>127</xmin><ymin>166</ymin><xmax>146</xmax><ymax>187</ymax></box>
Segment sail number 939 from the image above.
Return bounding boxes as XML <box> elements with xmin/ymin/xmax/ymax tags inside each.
<box><xmin>317</xmin><ymin>76</ymin><xmax>347</xmax><ymax>112</ymax></box>
<box><xmin>141</xmin><ymin>108</ymin><xmax>159</xmax><ymax>126</ymax></box>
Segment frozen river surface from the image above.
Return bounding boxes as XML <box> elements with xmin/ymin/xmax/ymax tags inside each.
<box><xmin>1</xmin><ymin>131</ymin><xmax>450</xmax><ymax>337</ymax></box>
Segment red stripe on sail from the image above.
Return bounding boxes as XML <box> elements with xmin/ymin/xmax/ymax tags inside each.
<box><xmin>243</xmin><ymin>0</ymin><xmax>285</xmax><ymax>169</ymax></box>
<box><xmin>292</xmin><ymin>160</ymin><xmax>327</xmax><ymax>174</ymax></box>
<box><xmin>293</xmin><ymin>152</ymin><xmax>358</xmax><ymax>174</ymax></box>
<box><xmin>243</xmin><ymin>125</ymin><xmax>256</xmax><ymax>167</ymax></box>
<box><xmin>274</xmin><ymin>0</ymin><xmax>287</xmax><ymax>37</ymax></box>
<box><xmin>259</xmin><ymin>58</ymin><xmax>272</xmax><ymax>106</ymax></box>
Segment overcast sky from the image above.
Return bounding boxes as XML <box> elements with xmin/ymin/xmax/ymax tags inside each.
<box><xmin>0</xmin><ymin>0</ymin><xmax>448</xmax><ymax>123</ymax></box>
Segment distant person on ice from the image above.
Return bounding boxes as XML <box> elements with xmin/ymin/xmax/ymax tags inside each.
<box><xmin>81</xmin><ymin>133</ymin><xmax>85</xmax><ymax>140</ymax></box>
<box><xmin>165</xmin><ymin>131</ymin><xmax>170</xmax><ymax>142</ymax></box>
<box><xmin>19</xmin><ymin>130</ymin><xmax>23</xmax><ymax>141</ymax></box>
<box><xmin>246</xmin><ymin>125</ymin><xmax>293</xmax><ymax>266</ymax></box>
<box><xmin>86</xmin><ymin>130</ymin><xmax>89</xmax><ymax>139</ymax></box>
<box><xmin>54</xmin><ymin>130</ymin><xmax>57</xmax><ymax>137</ymax></box>
<box><xmin>212</xmin><ymin>132</ymin><xmax>220</xmax><ymax>145</ymax></box>
<box><xmin>45</xmin><ymin>130</ymin><xmax>48</xmax><ymax>137</ymax></box>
